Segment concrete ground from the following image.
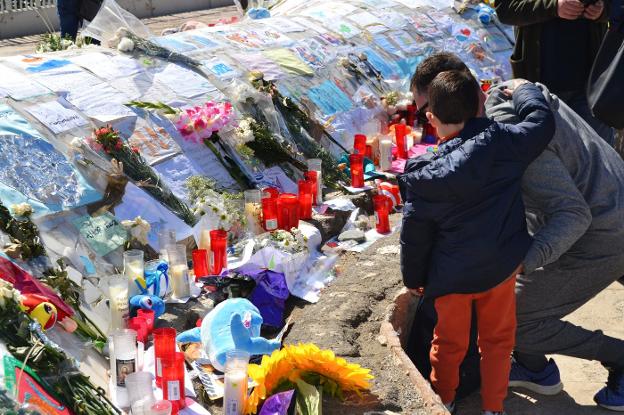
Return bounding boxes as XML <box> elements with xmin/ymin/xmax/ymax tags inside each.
<box><xmin>0</xmin><ymin>5</ymin><xmax>239</xmax><ymax>57</ymax></box>
<box><xmin>460</xmin><ymin>282</ymin><xmax>624</xmax><ymax>415</ymax></box>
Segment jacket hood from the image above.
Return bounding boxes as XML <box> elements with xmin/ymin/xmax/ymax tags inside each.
<box><xmin>399</xmin><ymin>117</ymin><xmax>497</xmax><ymax>203</ymax></box>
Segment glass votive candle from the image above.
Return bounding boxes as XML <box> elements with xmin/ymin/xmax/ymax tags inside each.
<box><xmin>125</xmin><ymin>371</ymin><xmax>155</xmax><ymax>413</ymax></box>
<box><xmin>373</xmin><ymin>195</ymin><xmax>391</xmax><ymax>234</ymax></box>
<box><xmin>137</xmin><ymin>309</ymin><xmax>155</xmax><ymax>333</ymax></box>
<box><xmin>223</xmin><ymin>350</ymin><xmax>250</xmax><ymax>415</ymax></box>
<box><xmin>353</xmin><ymin>134</ymin><xmax>367</xmax><ymax>155</ymax></box>
<box><xmin>277</xmin><ymin>193</ymin><xmax>299</xmax><ymax>230</ymax></box>
<box><xmin>365</xmin><ymin>144</ymin><xmax>373</xmax><ymax>160</ymax></box>
<box><xmin>244</xmin><ymin>189</ymin><xmax>263</xmax><ymax>235</ymax></box>
<box><xmin>298</xmin><ymin>180</ymin><xmax>313</xmax><ymax>220</ymax></box>
<box><xmin>349</xmin><ymin>153</ymin><xmax>365</xmax><ymax>188</ymax></box>
<box><xmin>394</xmin><ymin>123</ymin><xmax>408</xmax><ymax>159</ymax></box>
<box><xmin>379</xmin><ymin>139</ymin><xmax>393</xmax><ymax>171</ymax></box>
<box><xmin>192</xmin><ymin>249</ymin><xmax>209</xmax><ymax>281</ymax></box>
<box><xmin>108</xmin><ymin>274</ymin><xmax>129</xmax><ymax>333</ymax></box>
<box><xmin>210</xmin><ymin>230</ymin><xmax>228</xmax><ymax>275</ymax></box>
<box><xmin>261</xmin><ymin>187</ymin><xmax>279</xmax><ymax>199</ymax></box>
<box><xmin>261</xmin><ymin>197</ymin><xmax>278</xmax><ymax>231</ymax></box>
<box><xmin>148</xmin><ymin>400</ymin><xmax>173</xmax><ymax>415</ymax></box>
<box><xmin>407</xmin><ymin>104</ymin><xmax>417</xmax><ymax>127</ymax></box>
<box><xmin>112</xmin><ymin>328</ymin><xmax>138</xmax><ymax>388</ymax></box>
<box><xmin>307</xmin><ymin>158</ymin><xmax>323</xmax><ymax>205</ymax></box>
<box><xmin>158</xmin><ymin>229</ymin><xmax>176</xmax><ymax>263</ymax></box>
<box><xmin>161</xmin><ymin>352</ymin><xmax>186</xmax><ymax>412</ymax></box>
<box><xmin>304</xmin><ymin>170</ymin><xmax>318</xmax><ymax>206</ymax></box>
<box><xmin>128</xmin><ymin>317</ymin><xmax>149</xmax><ymax>344</ymax></box>
<box><xmin>124</xmin><ymin>250</ymin><xmax>145</xmax><ymax>297</ymax></box>
<box><xmin>153</xmin><ymin>327</ymin><xmax>176</xmax><ymax>388</ymax></box>
<box><xmin>166</xmin><ymin>244</ymin><xmax>190</xmax><ymax>299</ymax></box>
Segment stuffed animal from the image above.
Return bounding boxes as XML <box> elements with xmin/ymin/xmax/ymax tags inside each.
<box><xmin>129</xmin><ymin>294</ymin><xmax>166</xmax><ymax>318</ymax></box>
<box><xmin>177</xmin><ymin>298</ymin><xmax>281</xmax><ymax>372</ymax></box>
<box><xmin>20</xmin><ymin>294</ymin><xmax>58</xmax><ymax>330</ymax></box>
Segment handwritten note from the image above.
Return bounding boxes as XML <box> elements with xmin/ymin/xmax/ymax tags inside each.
<box><xmin>72</xmin><ymin>213</ymin><xmax>127</xmax><ymax>256</ymax></box>
<box><xmin>71</xmin><ymin>52</ymin><xmax>145</xmax><ymax>80</ymax></box>
<box><xmin>25</xmin><ymin>100</ymin><xmax>88</xmax><ymax>134</ymax></box>
<box><xmin>128</xmin><ymin>123</ymin><xmax>181</xmax><ymax>166</ymax></box>
<box><xmin>0</xmin><ymin>65</ymin><xmax>51</xmax><ymax>100</ymax></box>
<box><xmin>307</xmin><ymin>80</ymin><xmax>353</xmax><ymax>116</ymax></box>
<box><xmin>263</xmin><ymin>49</ymin><xmax>314</xmax><ymax>76</ymax></box>
<box><xmin>151</xmin><ymin>64</ymin><xmax>217</xmax><ymax>99</ymax></box>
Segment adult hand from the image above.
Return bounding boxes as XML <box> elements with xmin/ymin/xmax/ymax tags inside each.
<box><xmin>502</xmin><ymin>79</ymin><xmax>530</xmax><ymax>96</ymax></box>
<box><xmin>583</xmin><ymin>0</ymin><xmax>604</xmax><ymax>20</ymax></box>
<box><xmin>557</xmin><ymin>0</ymin><xmax>585</xmax><ymax>19</ymax></box>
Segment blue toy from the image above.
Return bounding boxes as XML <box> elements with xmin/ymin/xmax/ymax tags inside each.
<box><xmin>129</xmin><ymin>294</ymin><xmax>166</xmax><ymax>317</ymax></box>
<box><xmin>247</xmin><ymin>7</ymin><xmax>271</xmax><ymax>19</ymax></box>
<box><xmin>177</xmin><ymin>298</ymin><xmax>281</xmax><ymax>372</ymax></box>
<box><xmin>476</xmin><ymin>4</ymin><xmax>496</xmax><ymax>25</ymax></box>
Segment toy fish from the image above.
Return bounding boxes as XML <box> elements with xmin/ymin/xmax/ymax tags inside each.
<box><xmin>129</xmin><ymin>294</ymin><xmax>165</xmax><ymax>318</ymax></box>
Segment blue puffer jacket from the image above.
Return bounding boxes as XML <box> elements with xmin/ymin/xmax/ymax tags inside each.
<box><xmin>398</xmin><ymin>83</ymin><xmax>555</xmax><ymax>299</ymax></box>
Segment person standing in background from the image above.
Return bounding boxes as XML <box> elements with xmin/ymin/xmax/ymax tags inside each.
<box><xmin>495</xmin><ymin>0</ymin><xmax>615</xmax><ymax>145</ymax></box>
<box><xmin>57</xmin><ymin>0</ymin><xmax>82</xmax><ymax>40</ymax></box>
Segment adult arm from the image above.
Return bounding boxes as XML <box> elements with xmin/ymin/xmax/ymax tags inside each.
<box><xmin>495</xmin><ymin>0</ymin><xmax>559</xmax><ymax>26</ymax></box>
<box><xmin>502</xmin><ymin>83</ymin><xmax>556</xmax><ymax>165</ymax></box>
<box><xmin>521</xmin><ymin>151</ymin><xmax>592</xmax><ymax>274</ymax></box>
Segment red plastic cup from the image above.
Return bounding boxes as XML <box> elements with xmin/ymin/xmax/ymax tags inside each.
<box><xmin>262</xmin><ymin>197</ymin><xmax>278</xmax><ymax>231</ymax></box>
<box><xmin>209</xmin><ymin>230</ymin><xmax>228</xmax><ymax>275</ymax></box>
<box><xmin>153</xmin><ymin>327</ymin><xmax>176</xmax><ymax>388</ymax></box>
<box><xmin>373</xmin><ymin>195</ymin><xmax>391</xmax><ymax>234</ymax></box>
<box><xmin>262</xmin><ymin>187</ymin><xmax>279</xmax><ymax>199</ymax></box>
<box><xmin>298</xmin><ymin>180</ymin><xmax>313</xmax><ymax>220</ymax></box>
<box><xmin>349</xmin><ymin>153</ymin><xmax>365</xmax><ymax>188</ymax></box>
<box><xmin>162</xmin><ymin>352</ymin><xmax>186</xmax><ymax>412</ymax></box>
<box><xmin>353</xmin><ymin>134</ymin><xmax>367</xmax><ymax>155</ymax></box>
<box><xmin>136</xmin><ymin>309</ymin><xmax>155</xmax><ymax>333</ymax></box>
<box><xmin>395</xmin><ymin>124</ymin><xmax>408</xmax><ymax>159</ymax></box>
<box><xmin>192</xmin><ymin>249</ymin><xmax>209</xmax><ymax>280</ymax></box>
<box><xmin>304</xmin><ymin>171</ymin><xmax>318</xmax><ymax>206</ymax></box>
<box><xmin>277</xmin><ymin>193</ymin><xmax>300</xmax><ymax>230</ymax></box>
<box><xmin>128</xmin><ymin>317</ymin><xmax>148</xmax><ymax>343</ymax></box>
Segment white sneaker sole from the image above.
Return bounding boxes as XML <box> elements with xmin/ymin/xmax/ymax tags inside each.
<box><xmin>508</xmin><ymin>380</ymin><xmax>564</xmax><ymax>396</ymax></box>
<box><xmin>596</xmin><ymin>403</ymin><xmax>624</xmax><ymax>412</ymax></box>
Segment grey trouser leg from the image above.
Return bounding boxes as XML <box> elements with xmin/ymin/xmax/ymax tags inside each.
<box><xmin>515</xmin><ymin>266</ymin><xmax>624</xmax><ymax>367</ymax></box>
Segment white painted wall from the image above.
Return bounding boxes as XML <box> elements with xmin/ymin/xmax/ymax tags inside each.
<box><xmin>0</xmin><ymin>0</ymin><xmax>234</xmax><ymax>39</ymax></box>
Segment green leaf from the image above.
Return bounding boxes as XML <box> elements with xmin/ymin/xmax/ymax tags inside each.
<box><xmin>295</xmin><ymin>379</ymin><xmax>322</xmax><ymax>415</ymax></box>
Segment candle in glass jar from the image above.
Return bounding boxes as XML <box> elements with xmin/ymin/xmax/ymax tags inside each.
<box><xmin>307</xmin><ymin>159</ymin><xmax>323</xmax><ymax>205</ymax></box>
<box><xmin>223</xmin><ymin>351</ymin><xmax>249</xmax><ymax>415</ymax></box>
<box><xmin>170</xmin><ymin>264</ymin><xmax>190</xmax><ymax>299</ymax></box>
<box><xmin>124</xmin><ymin>250</ymin><xmax>145</xmax><ymax>297</ymax></box>
<box><xmin>379</xmin><ymin>139</ymin><xmax>393</xmax><ymax>171</ymax></box>
<box><xmin>243</xmin><ymin>190</ymin><xmax>263</xmax><ymax>236</ymax></box>
<box><xmin>108</xmin><ymin>275</ymin><xmax>129</xmax><ymax>333</ymax></box>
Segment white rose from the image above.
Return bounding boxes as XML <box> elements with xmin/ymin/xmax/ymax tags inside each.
<box><xmin>70</xmin><ymin>137</ymin><xmax>84</xmax><ymax>149</ymax></box>
<box><xmin>117</xmin><ymin>37</ymin><xmax>135</xmax><ymax>52</ymax></box>
<box><xmin>11</xmin><ymin>203</ymin><xmax>33</xmax><ymax>217</ymax></box>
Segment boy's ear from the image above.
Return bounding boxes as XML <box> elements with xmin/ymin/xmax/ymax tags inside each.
<box><xmin>426</xmin><ymin>111</ymin><xmax>437</xmax><ymax>125</ymax></box>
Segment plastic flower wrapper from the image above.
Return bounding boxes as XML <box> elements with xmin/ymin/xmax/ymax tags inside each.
<box><xmin>256</xmin><ymin>228</ymin><xmax>308</xmax><ymax>255</ymax></box>
<box><xmin>258</xmin><ymin>389</ymin><xmax>294</xmax><ymax>415</ymax></box>
<box><xmin>121</xmin><ymin>216</ymin><xmax>151</xmax><ymax>245</ymax></box>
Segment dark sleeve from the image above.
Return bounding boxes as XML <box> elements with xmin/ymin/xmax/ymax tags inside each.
<box><xmin>495</xmin><ymin>0</ymin><xmax>559</xmax><ymax>26</ymax></box>
<box><xmin>500</xmin><ymin>83</ymin><xmax>556</xmax><ymax>165</ymax></box>
<box><xmin>400</xmin><ymin>208</ymin><xmax>435</xmax><ymax>289</ymax></box>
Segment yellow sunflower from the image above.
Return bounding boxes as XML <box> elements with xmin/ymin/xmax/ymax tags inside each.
<box><xmin>245</xmin><ymin>343</ymin><xmax>374</xmax><ymax>414</ymax></box>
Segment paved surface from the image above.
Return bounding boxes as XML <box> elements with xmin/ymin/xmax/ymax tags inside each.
<box><xmin>0</xmin><ymin>6</ymin><xmax>239</xmax><ymax>57</ymax></box>
<box><xmin>460</xmin><ymin>281</ymin><xmax>624</xmax><ymax>415</ymax></box>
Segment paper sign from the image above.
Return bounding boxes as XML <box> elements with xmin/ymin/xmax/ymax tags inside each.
<box><xmin>110</xmin><ymin>73</ymin><xmax>177</xmax><ymax>102</ymax></box>
<box><xmin>128</xmin><ymin>123</ymin><xmax>181</xmax><ymax>166</ymax></box>
<box><xmin>231</xmin><ymin>53</ymin><xmax>286</xmax><ymax>81</ymax></box>
<box><xmin>25</xmin><ymin>99</ymin><xmax>88</xmax><ymax>134</ymax></box>
<box><xmin>388</xmin><ymin>30</ymin><xmax>422</xmax><ymax>53</ymax></box>
<box><xmin>152</xmin><ymin>64</ymin><xmax>217</xmax><ymax>99</ymax></box>
<box><xmin>32</xmin><ymin>65</ymin><xmax>102</xmax><ymax>93</ymax></box>
<box><xmin>25</xmin><ymin>58</ymin><xmax>72</xmax><ymax>73</ymax></box>
<box><xmin>0</xmin><ymin>65</ymin><xmax>51</xmax><ymax>100</ymax></box>
<box><xmin>373</xmin><ymin>34</ymin><xmax>403</xmax><ymax>56</ymax></box>
<box><xmin>261</xmin><ymin>17</ymin><xmax>306</xmax><ymax>33</ymax></box>
<box><xmin>66</xmin><ymin>82</ymin><xmax>135</xmax><ymax>122</ymax></box>
<box><xmin>325</xmin><ymin>20</ymin><xmax>361</xmax><ymax>38</ymax></box>
<box><xmin>153</xmin><ymin>36</ymin><xmax>199</xmax><ymax>53</ymax></box>
<box><xmin>153</xmin><ymin>154</ymin><xmax>201</xmax><ymax>203</ymax></box>
<box><xmin>263</xmin><ymin>48</ymin><xmax>314</xmax><ymax>76</ymax></box>
<box><xmin>202</xmin><ymin>58</ymin><xmax>239</xmax><ymax>80</ymax></box>
<box><xmin>72</xmin><ymin>213</ymin><xmax>127</xmax><ymax>256</ymax></box>
<box><xmin>307</xmin><ymin>80</ymin><xmax>353</xmax><ymax>116</ymax></box>
<box><xmin>71</xmin><ymin>52</ymin><xmax>145</xmax><ymax>80</ymax></box>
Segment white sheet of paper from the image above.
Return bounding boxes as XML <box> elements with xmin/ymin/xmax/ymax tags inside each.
<box><xmin>111</xmin><ymin>73</ymin><xmax>177</xmax><ymax>101</ymax></box>
<box><xmin>261</xmin><ymin>17</ymin><xmax>307</xmax><ymax>33</ymax></box>
<box><xmin>32</xmin><ymin>65</ymin><xmax>102</xmax><ymax>93</ymax></box>
<box><xmin>0</xmin><ymin>65</ymin><xmax>51</xmax><ymax>100</ymax></box>
<box><xmin>66</xmin><ymin>82</ymin><xmax>135</xmax><ymax>122</ymax></box>
<box><xmin>71</xmin><ymin>52</ymin><xmax>145</xmax><ymax>80</ymax></box>
<box><xmin>151</xmin><ymin>64</ymin><xmax>217</xmax><ymax>99</ymax></box>
<box><xmin>349</xmin><ymin>11</ymin><xmax>386</xmax><ymax>28</ymax></box>
<box><xmin>25</xmin><ymin>99</ymin><xmax>88</xmax><ymax>134</ymax></box>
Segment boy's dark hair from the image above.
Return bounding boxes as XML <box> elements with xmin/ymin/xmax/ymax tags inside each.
<box><xmin>428</xmin><ymin>70</ymin><xmax>480</xmax><ymax>125</ymax></box>
<box><xmin>410</xmin><ymin>52</ymin><xmax>470</xmax><ymax>94</ymax></box>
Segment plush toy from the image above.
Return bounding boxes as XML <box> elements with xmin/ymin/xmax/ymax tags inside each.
<box><xmin>177</xmin><ymin>298</ymin><xmax>281</xmax><ymax>372</ymax></box>
<box><xmin>129</xmin><ymin>294</ymin><xmax>166</xmax><ymax>318</ymax></box>
<box><xmin>20</xmin><ymin>294</ymin><xmax>58</xmax><ymax>330</ymax></box>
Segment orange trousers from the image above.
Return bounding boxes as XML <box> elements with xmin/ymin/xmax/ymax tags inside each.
<box><xmin>430</xmin><ymin>276</ymin><xmax>516</xmax><ymax>412</ymax></box>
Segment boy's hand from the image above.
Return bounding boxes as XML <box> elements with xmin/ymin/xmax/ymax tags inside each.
<box><xmin>408</xmin><ymin>287</ymin><xmax>425</xmax><ymax>296</ymax></box>
<box><xmin>503</xmin><ymin>79</ymin><xmax>530</xmax><ymax>97</ymax></box>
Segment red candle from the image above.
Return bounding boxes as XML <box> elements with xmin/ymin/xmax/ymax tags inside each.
<box><xmin>304</xmin><ymin>171</ymin><xmax>318</xmax><ymax>206</ymax></box>
<box><xmin>153</xmin><ymin>327</ymin><xmax>176</xmax><ymax>388</ymax></box>
<box><xmin>354</xmin><ymin>134</ymin><xmax>367</xmax><ymax>155</ymax></box>
<box><xmin>349</xmin><ymin>153</ymin><xmax>365</xmax><ymax>188</ymax></box>
<box><xmin>373</xmin><ymin>195</ymin><xmax>391</xmax><ymax>234</ymax></box>
<box><xmin>407</xmin><ymin>104</ymin><xmax>417</xmax><ymax>127</ymax></box>
<box><xmin>277</xmin><ymin>193</ymin><xmax>300</xmax><ymax>230</ymax></box>
<box><xmin>262</xmin><ymin>187</ymin><xmax>279</xmax><ymax>199</ymax></box>
<box><xmin>365</xmin><ymin>144</ymin><xmax>373</xmax><ymax>160</ymax></box>
<box><xmin>298</xmin><ymin>180</ymin><xmax>313</xmax><ymax>220</ymax></box>
<box><xmin>192</xmin><ymin>249</ymin><xmax>209</xmax><ymax>280</ymax></box>
<box><xmin>162</xmin><ymin>352</ymin><xmax>186</xmax><ymax>412</ymax></box>
<box><xmin>395</xmin><ymin>124</ymin><xmax>408</xmax><ymax>159</ymax></box>
<box><xmin>262</xmin><ymin>197</ymin><xmax>278</xmax><ymax>231</ymax></box>
<box><xmin>136</xmin><ymin>309</ymin><xmax>155</xmax><ymax>333</ymax></box>
<box><xmin>128</xmin><ymin>317</ymin><xmax>148</xmax><ymax>343</ymax></box>
<box><xmin>209</xmin><ymin>230</ymin><xmax>227</xmax><ymax>275</ymax></box>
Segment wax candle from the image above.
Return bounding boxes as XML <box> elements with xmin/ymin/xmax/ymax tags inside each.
<box><xmin>261</xmin><ymin>197</ymin><xmax>278</xmax><ymax>231</ymax></box>
<box><xmin>210</xmin><ymin>230</ymin><xmax>228</xmax><ymax>275</ymax></box>
<box><xmin>137</xmin><ymin>309</ymin><xmax>155</xmax><ymax>333</ymax></box>
<box><xmin>192</xmin><ymin>249</ymin><xmax>209</xmax><ymax>281</ymax></box>
<box><xmin>162</xmin><ymin>352</ymin><xmax>185</xmax><ymax>413</ymax></box>
<box><xmin>307</xmin><ymin>159</ymin><xmax>323</xmax><ymax>205</ymax></box>
<box><xmin>112</xmin><ymin>329</ymin><xmax>137</xmax><ymax>388</ymax></box>
<box><xmin>108</xmin><ymin>275</ymin><xmax>129</xmax><ymax>333</ymax></box>
<box><xmin>349</xmin><ymin>153</ymin><xmax>365</xmax><ymax>188</ymax></box>
<box><xmin>223</xmin><ymin>351</ymin><xmax>249</xmax><ymax>415</ymax></box>
<box><xmin>298</xmin><ymin>180</ymin><xmax>313</xmax><ymax>220</ymax></box>
<box><xmin>277</xmin><ymin>193</ymin><xmax>299</xmax><ymax>230</ymax></box>
<box><xmin>153</xmin><ymin>328</ymin><xmax>176</xmax><ymax>388</ymax></box>
<box><xmin>261</xmin><ymin>187</ymin><xmax>279</xmax><ymax>199</ymax></box>
<box><xmin>167</xmin><ymin>245</ymin><xmax>190</xmax><ymax>299</ymax></box>
<box><xmin>413</xmin><ymin>125</ymin><xmax>423</xmax><ymax>144</ymax></box>
<box><xmin>379</xmin><ymin>139</ymin><xmax>393</xmax><ymax>171</ymax></box>
<box><xmin>353</xmin><ymin>134</ymin><xmax>367</xmax><ymax>155</ymax></box>
<box><xmin>158</xmin><ymin>230</ymin><xmax>176</xmax><ymax>263</ymax></box>
<box><xmin>304</xmin><ymin>171</ymin><xmax>318</xmax><ymax>206</ymax></box>
<box><xmin>244</xmin><ymin>189</ymin><xmax>263</xmax><ymax>236</ymax></box>
<box><xmin>395</xmin><ymin>124</ymin><xmax>408</xmax><ymax>159</ymax></box>
<box><xmin>373</xmin><ymin>195</ymin><xmax>391</xmax><ymax>234</ymax></box>
<box><xmin>124</xmin><ymin>250</ymin><xmax>145</xmax><ymax>297</ymax></box>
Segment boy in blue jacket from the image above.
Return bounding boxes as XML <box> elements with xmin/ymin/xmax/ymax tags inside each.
<box><xmin>398</xmin><ymin>70</ymin><xmax>555</xmax><ymax>414</ymax></box>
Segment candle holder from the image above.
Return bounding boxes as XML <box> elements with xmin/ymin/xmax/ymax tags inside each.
<box><xmin>349</xmin><ymin>153</ymin><xmax>365</xmax><ymax>188</ymax></box>
<box><xmin>298</xmin><ymin>180</ymin><xmax>313</xmax><ymax>220</ymax></box>
<box><xmin>304</xmin><ymin>171</ymin><xmax>318</xmax><ymax>206</ymax></box>
<box><xmin>192</xmin><ymin>249</ymin><xmax>209</xmax><ymax>281</ymax></box>
<box><xmin>244</xmin><ymin>189</ymin><xmax>263</xmax><ymax>236</ymax></box>
<box><xmin>379</xmin><ymin>139</ymin><xmax>393</xmax><ymax>171</ymax></box>
<box><xmin>162</xmin><ymin>352</ymin><xmax>186</xmax><ymax>413</ymax></box>
<box><xmin>307</xmin><ymin>158</ymin><xmax>323</xmax><ymax>205</ymax></box>
<box><xmin>373</xmin><ymin>195</ymin><xmax>391</xmax><ymax>234</ymax></box>
<box><xmin>157</xmin><ymin>229</ymin><xmax>176</xmax><ymax>263</ymax></box>
<box><xmin>353</xmin><ymin>134</ymin><xmax>367</xmax><ymax>155</ymax></box>
<box><xmin>277</xmin><ymin>193</ymin><xmax>299</xmax><ymax>230</ymax></box>
<box><xmin>261</xmin><ymin>197</ymin><xmax>278</xmax><ymax>231</ymax></box>
<box><xmin>261</xmin><ymin>187</ymin><xmax>279</xmax><ymax>200</ymax></box>
<box><xmin>108</xmin><ymin>274</ymin><xmax>129</xmax><ymax>333</ymax></box>
<box><xmin>112</xmin><ymin>329</ymin><xmax>138</xmax><ymax>388</ymax></box>
<box><xmin>124</xmin><ymin>250</ymin><xmax>145</xmax><ymax>297</ymax></box>
<box><xmin>125</xmin><ymin>371</ymin><xmax>155</xmax><ymax>415</ymax></box>
<box><xmin>153</xmin><ymin>327</ymin><xmax>176</xmax><ymax>388</ymax></box>
<box><xmin>166</xmin><ymin>244</ymin><xmax>190</xmax><ymax>299</ymax></box>
<box><xmin>128</xmin><ymin>317</ymin><xmax>149</xmax><ymax>343</ymax></box>
<box><xmin>223</xmin><ymin>350</ymin><xmax>250</xmax><ymax>415</ymax></box>
<box><xmin>137</xmin><ymin>309</ymin><xmax>155</xmax><ymax>333</ymax></box>
<box><xmin>147</xmin><ymin>400</ymin><xmax>173</xmax><ymax>415</ymax></box>
<box><xmin>210</xmin><ymin>230</ymin><xmax>228</xmax><ymax>275</ymax></box>
<box><xmin>395</xmin><ymin>124</ymin><xmax>408</xmax><ymax>159</ymax></box>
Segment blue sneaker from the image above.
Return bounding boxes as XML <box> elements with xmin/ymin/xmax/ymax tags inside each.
<box><xmin>594</xmin><ymin>370</ymin><xmax>624</xmax><ymax>411</ymax></box>
<box><xmin>509</xmin><ymin>358</ymin><xmax>564</xmax><ymax>395</ymax></box>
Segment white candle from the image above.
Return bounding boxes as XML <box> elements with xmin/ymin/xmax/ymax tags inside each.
<box><xmin>380</xmin><ymin>139</ymin><xmax>393</xmax><ymax>171</ymax></box>
<box><xmin>224</xmin><ymin>369</ymin><xmax>247</xmax><ymax>415</ymax></box>
<box><xmin>125</xmin><ymin>261</ymin><xmax>145</xmax><ymax>297</ymax></box>
<box><xmin>108</xmin><ymin>276</ymin><xmax>129</xmax><ymax>332</ymax></box>
<box><xmin>244</xmin><ymin>202</ymin><xmax>263</xmax><ymax>235</ymax></box>
<box><xmin>413</xmin><ymin>126</ymin><xmax>423</xmax><ymax>144</ymax></box>
<box><xmin>170</xmin><ymin>264</ymin><xmax>190</xmax><ymax>299</ymax></box>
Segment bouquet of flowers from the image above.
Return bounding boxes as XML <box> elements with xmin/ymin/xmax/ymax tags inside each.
<box><xmin>0</xmin><ymin>280</ymin><xmax>118</xmax><ymax>415</ymax></box>
<box><xmin>35</xmin><ymin>33</ymin><xmax>91</xmax><ymax>53</ymax></box>
<box><xmin>257</xmin><ymin>228</ymin><xmax>309</xmax><ymax>254</ymax></box>
<box><xmin>87</xmin><ymin>125</ymin><xmax>196</xmax><ymax>225</ymax></box>
<box><xmin>245</xmin><ymin>343</ymin><xmax>373</xmax><ymax>414</ymax></box>
<box><xmin>0</xmin><ymin>202</ymin><xmax>45</xmax><ymax>261</ymax></box>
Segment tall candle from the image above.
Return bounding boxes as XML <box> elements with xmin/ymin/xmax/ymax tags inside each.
<box><xmin>244</xmin><ymin>202</ymin><xmax>263</xmax><ymax>236</ymax></box>
<box><xmin>198</xmin><ymin>229</ymin><xmax>211</xmax><ymax>273</ymax></box>
<box><xmin>379</xmin><ymin>139</ymin><xmax>393</xmax><ymax>171</ymax></box>
<box><xmin>124</xmin><ymin>250</ymin><xmax>145</xmax><ymax>297</ymax></box>
<box><xmin>307</xmin><ymin>159</ymin><xmax>323</xmax><ymax>205</ymax></box>
<box><xmin>223</xmin><ymin>351</ymin><xmax>249</xmax><ymax>415</ymax></box>
<box><xmin>170</xmin><ymin>264</ymin><xmax>190</xmax><ymax>299</ymax></box>
<box><xmin>108</xmin><ymin>275</ymin><xmax>129</xmax><ymax>333</ymax></box>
